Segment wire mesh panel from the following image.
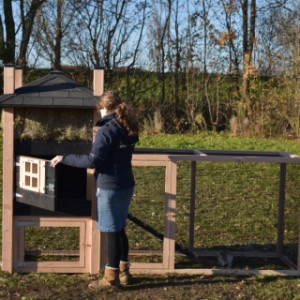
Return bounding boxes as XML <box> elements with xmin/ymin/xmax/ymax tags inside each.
<box><xmin>24</xmin><ymin>226</ymin><xmax>80</xmax><ymax>262</ymax></box>
<box><xmin>175</xmin><ymin>161</ymin><xmax>300</xmax><ymax>270</ymax></box>
<box><xmin>127</xmin><ymin>166</ymin><xmax>166</xmax><ymax>263</ymax></box>
<box><xmin>128</xmin><ymin>150</ymin><xmax>300</xmax><ymax>274</ymax></box>
<box><xmin>13</xmin><ymin>217</ymin><xmax>91</xmax><ymax>273</ymax></box>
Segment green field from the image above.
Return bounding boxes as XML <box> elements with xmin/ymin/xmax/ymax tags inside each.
<box><xmin>2</xmin><ymin>133</ymin><xmax>300</xmax><ymax>299</ymax></box>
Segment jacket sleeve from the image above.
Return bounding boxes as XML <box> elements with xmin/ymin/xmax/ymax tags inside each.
<box><xmin>62</xmin><ymin>154</ymin><xmax>95</xmax><ymax>168</ymax></box>
<box><xmin>62</xmin><ymin>122</ymin><xmax>116</xmax><ymax>169</ymax></box>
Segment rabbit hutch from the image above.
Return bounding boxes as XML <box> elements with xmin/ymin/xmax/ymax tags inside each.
<box><xmin>2</xmin><ymin>65</ymin><xmax>300</xmax><ymax>277</ymax></box>
<box><xmin>0</xmin><ymin>65</ymin><xmax>104</xmax><ymax>273</ymax></box>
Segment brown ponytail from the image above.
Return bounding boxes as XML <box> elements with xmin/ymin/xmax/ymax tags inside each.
<box><xmin>97</xmin><ymin>90</ymin><xmax>139</xmax><ymax>136</ymax></box>
<box><xmin>115</xmin><ymin>102</ymin><xmax>139</xmax><ymax>136</ymax></box>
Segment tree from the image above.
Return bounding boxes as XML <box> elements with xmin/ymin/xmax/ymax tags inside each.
<box><xmin>219</xmin><ymin>0</ymin><xmax>239</xmax><ymax>74</ymax></box>
<box><xmin>208</xmin><ymin>0</ymin><xmax>256</xmax><ymax>132</ymax></box>
<box><xmin>0</xmin><ymin>0</ymin><xmax>47</xmax><ymax>66</ymax></box>
<box><xmin>272</xmin><ymin>2</ymin><xmax>300</xmax><ymax>136</ymax></box>
<box><xmin>240</xmin><ymin>0</ymin><xmax>256</xmax><ymax>102</ymax></box>
<box><xmin>18</xmin><ymin>0</ymin><xmax>48</xmax><ymax>66</ymax></box>
<box><xmin>159</xmin><ymin>0</ymin><xmax>171</xmax><ymax>112</ymax></box>
<box><xmin>0</xmin><ymin>0</ymin><xmax>15</xmax><ymax>64</ymax></box>
<box><xmin>32</xmin><ymin>0</ymin><xmax>76</xmax><ymax>69</ymax></box>
<box><xmin>66</xmin><ymin>0</ymin><xmax>147</xmax><ymax>70</ymax></box>
<box><xmin>147</xmin><ymin>0</ymin><xmax>171</xmax><ymax>127</ymax></box>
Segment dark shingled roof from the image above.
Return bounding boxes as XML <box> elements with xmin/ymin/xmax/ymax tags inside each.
<box><xmin>0</xmin><ymin>70</ymin><xmax>99</xmax><ymax>108</ymax></box>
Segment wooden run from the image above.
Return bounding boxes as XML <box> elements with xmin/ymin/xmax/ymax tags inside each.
<box><xmin>128</xmin><ymin>148</ymin><xmax>300</xmax><ymax>276</ymax></box>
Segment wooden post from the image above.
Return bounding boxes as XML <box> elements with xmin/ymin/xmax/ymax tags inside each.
<box><xmin>89</xmin><ymin>110</ymin><xmax>100</xmax><ymax>274</ymax></box>
<box><xmin>90</xmin><ymin>67</ymin><xmax>105</xmax><ymax>274</ymax></box>
<box><xmin>90</xmin><ymin>167</ymin><xmax>101</xmax><ymax>274</ymax></box>
<box><xmin>93</xmin><ymin>67</ymin><xmax>104</xmax><ymax>96</ymax></box>
<box><xmin>2</xmin><ymin>64</ymin><xmax>15</xmax><ymax>272</ymax></box>
<box><xmin>163</xmin><ymin>160</ymin><xmax>177</xmax><ymax>271</ymax></box>
<box><xmin>4</xmin><ymin>65</ymin><xmax>15</xmax><ymax>94</ymax></box>
<box><xmin>2</xmin><ymin>108</ymin><xmax>15</xmax><ymax>273</ymax></box>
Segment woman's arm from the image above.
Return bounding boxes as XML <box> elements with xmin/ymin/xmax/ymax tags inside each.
<box><xmin>50</xmin><ymin>154</ymin><xmax>95</xmax><ymax>169</ymax></box>
<box><xmin>50</xmin><ymin>121</ymin><xmax>116</xmax><ymax>169</ymax></box>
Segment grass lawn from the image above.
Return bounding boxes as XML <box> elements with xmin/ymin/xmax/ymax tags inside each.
<box><xmin>1</xmin><ymin>133</ymin><xmax>300</xmax><ymax>299</ymax></box>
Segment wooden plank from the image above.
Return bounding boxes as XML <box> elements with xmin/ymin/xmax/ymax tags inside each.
<box><xmin>16</xmin><ymin>260</ymin><xmax>84</xmax><ymax>269</ymax></box>
<box><xmin>170</xmin><ymin>154</ymin><xmax>300</xmax><ymax>164</ymax></box>
<box><xmin>129</xmin><ymin>268</ymin><xmax>300</xmax><ymax>276</ymax></box>
<box><xmin>2</xmin><ymin>108</ymin><xmax>14</xmax><ymax>273</ymax></box>
<box><xmin>90</xmin><ymin>108</ymin><xmax>100</xmax><ymax>274</ymax></box>
<box><xmin>163</xmin><ymin>160</ymin><xmax>177</xmax><ymax>271</ymax></box>
<box><xmin>3</xmin><ymin>65</ymin><xmax>15</xmax><ymax>94</ymax></box>
<box><xmin>129</xmin><ymin>249</ymin><xmax>163</xmax><ymax>256</ymax></box>
<box><xmin>84</xmin><ymin>220</ymin><xmax>92</xmax><ymax>273</ymax></box>
<box><xmin>15</xmin><ymin>259</ymin><xmax>84</xmax><ymax>273</ymax></box>
<box><xmin>130</xmin><ymin>263</ymin><xmax>164</xmax><ymax>270</ymax></box>
<box><xmin>15</xmin><ymin>217</ymin><xmax>90</xmax><ymax>226</ymax></box>
<box><xmin>16</xmin><ymin>266</ymin><xmax>99</xmax><ymax>274</ymax></box>
<box><xmin>132</xmin><ymin>154</ymin><xmax>170</xmax><ymax>162</ymax></box>
<box><xmin>25</xmin><ymin>250</ymin><xmax>79</xmax><ymax>256</ymax></box>
<box><xmin>14</xmin><ymin>67</ymin><xmax>23</xmax><ymax>89</ymax></box>
<box><xmin>133</xmin><ymin>160</ymin><xmax>168</xmax><ymax>167</ymax></box>
<box><xmin>93</xmin><ymin>68</ymin><xmax>104</xmax><ymax>96</ymax></box>
<box><xmin>90</xmin><ymin>194</ymin><xmax>100</xmax><ymax>274</ymax></box>
<box><xmin>134</xmin><ymin>148</ymin><xmax>194</xmax><ymax>155</ymax></box>
<box><xmin>91</xmin><ymin>108</ymin><xmax>100</xmax><ymax>274</ymax></box>
<box><xmin>129</xmin><ymin>266</ymin><xmax>300</xmax><ymax>276</ymax></box>
<box><xmin>78</xmin><ymin>223</ymin><xmax>86</xmax><ymax>267</ymax></box>
<box><xmin>132</xmin><ymin>150</ymin><xmax>300</xmax><ymax>164</ymax></box>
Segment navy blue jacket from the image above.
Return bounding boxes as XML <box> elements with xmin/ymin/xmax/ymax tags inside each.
<box><xmin>62</xmin><ymin>113</ymin><xmax>139</xmax><ymax>190</ymax></box>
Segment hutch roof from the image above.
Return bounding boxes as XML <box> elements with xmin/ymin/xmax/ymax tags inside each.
<box><xmin>0</xmin><ymin>70</ymin><xmax>98</xmax><ymax>108</ymax></box>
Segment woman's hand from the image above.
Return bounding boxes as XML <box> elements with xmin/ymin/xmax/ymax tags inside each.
<box><xmin>50</xmin><ymin>155</ymin><xmax>63</xmax><ymax>167</ymax></box>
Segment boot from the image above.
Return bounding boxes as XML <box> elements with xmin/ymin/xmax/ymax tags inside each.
<box><xmin>119</xmin><ymin>261</ymin><xmax>132</xmax><ymax>285</ymax></box>
<box><xmin>89</xmin><ymin>266</ymin><xmax>120</xmax><ymax>289</ymax></box>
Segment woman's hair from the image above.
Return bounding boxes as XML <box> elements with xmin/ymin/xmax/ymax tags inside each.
<box><xmin>97</xmin><ymin>90</ymin><xmax>139</xmax><ymax>136</ymax></box>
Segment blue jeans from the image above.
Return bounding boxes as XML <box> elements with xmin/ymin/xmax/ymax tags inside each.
<box><xmin>96</xmin><ymin>187</ymin><xmax>134</xmax><ymax>232</ymax></box>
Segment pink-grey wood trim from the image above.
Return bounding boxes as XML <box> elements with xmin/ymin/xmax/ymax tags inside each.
<box><xmin>2</xmin><ymin>108</ymin><xmax>14</xmax><ymax>273</ymax></box>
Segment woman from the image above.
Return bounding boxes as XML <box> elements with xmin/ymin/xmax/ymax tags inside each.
<box><xmin>50</xmin><ymin>91</ymin><xmax>139</xmax><ymax>288</ymax></box>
